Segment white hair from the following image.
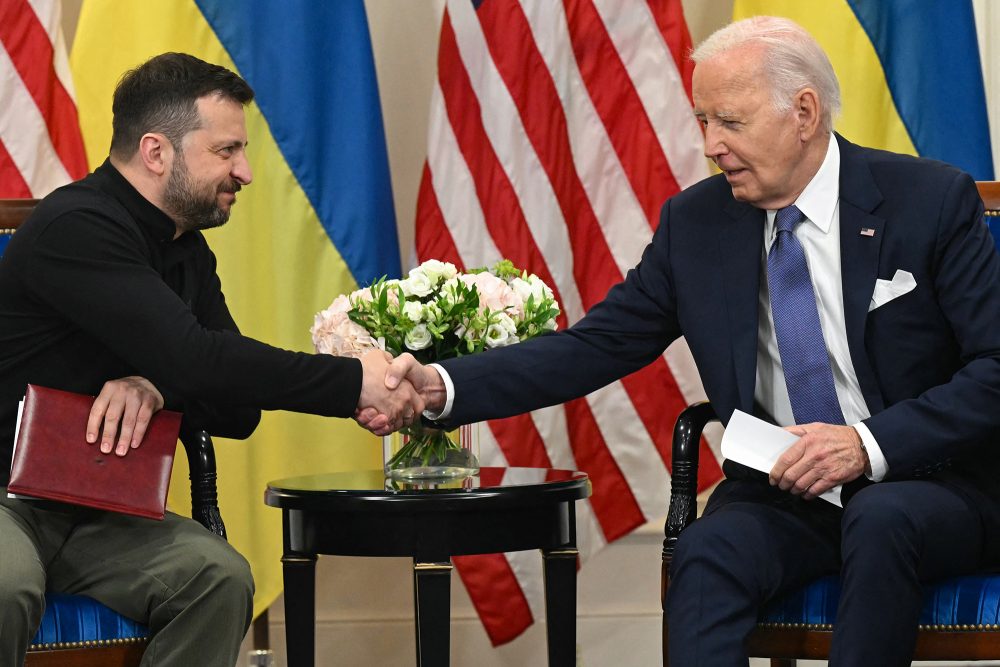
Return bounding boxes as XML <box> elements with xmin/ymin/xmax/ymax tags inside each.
<box><xmin>691</xmin><ymin>16</ymin><xmax>841</xmax><ymax>132</ymax></box>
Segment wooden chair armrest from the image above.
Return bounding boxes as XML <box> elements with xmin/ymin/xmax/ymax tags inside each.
<box><xmin>0</xmin><ymin>198</ymin><xmax>38</xmax><ymax>230</ymax></box>
<box><xmin>662</xmin><ymin>401</ymin><xmax>719</xmax><ymax>656</ymax></box>
<box><xmin>179</xmin><ymin>427</ymin><xmax>226</xmax><ymax>539</ymax></box>
<box><xmin>662</xmin><ymin>402</ymin><xmax>718</xmax><ymax>565</ymax></box>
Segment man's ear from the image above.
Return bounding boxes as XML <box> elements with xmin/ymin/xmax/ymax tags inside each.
<box><xmin>137</xmin><ymin>133</ymin><xmax>172</xmax><ymax>177</ymax></box>
<box><xmin>794</xmin><ymin>88</ymin><xmax>822</xmax><ymax>141</ymax></box>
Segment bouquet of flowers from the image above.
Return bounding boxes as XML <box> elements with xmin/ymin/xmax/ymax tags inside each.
<box><xmin>311</xmin><ymin>259</ymin><xmax>560</xmax><ymax>476</ymax></box>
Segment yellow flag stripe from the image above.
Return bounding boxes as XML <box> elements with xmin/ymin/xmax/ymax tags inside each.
<box><xmin>732</xmin><ymin>0</ymin><xmax>917</xmax><ymax>155</ymax></box>
<box><xmin>70</xmin><ymin>2</ymin><xmax>381</xmax><ymax>618</ymax></box>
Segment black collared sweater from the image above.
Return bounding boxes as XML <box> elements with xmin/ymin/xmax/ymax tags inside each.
<box><xmin>0</xmin><ymin>160</ymin><xmax>361</xmax><ymax>485</ymax></box>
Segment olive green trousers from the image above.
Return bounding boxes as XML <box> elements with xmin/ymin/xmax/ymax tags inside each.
<box><xmin>0</xmin><ymin>490</ymin><xmax>253</xmax><ymax>667</ymax></box>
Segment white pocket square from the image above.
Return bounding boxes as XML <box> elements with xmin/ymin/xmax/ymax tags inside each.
<box><xmin>869</xmin><ymin>269</ymin><xmax>916</xmax><ymax>312</ymax></box>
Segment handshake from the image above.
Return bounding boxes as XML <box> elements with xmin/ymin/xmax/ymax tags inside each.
<box><xmin>356</xmin><ymin>350</ymin><xmax>446</xmax><ymax>436</ymax></box>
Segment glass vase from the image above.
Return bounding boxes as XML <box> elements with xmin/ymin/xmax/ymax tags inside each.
<box><xmin>383</xmin><ymin>422</ymin><xmax>480</xmax><ymax>480</ymax></box>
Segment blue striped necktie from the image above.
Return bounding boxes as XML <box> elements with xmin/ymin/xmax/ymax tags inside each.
<box><xmin>766</xmin><ymin>205</ymin><xmax>845</xmax><ymax>425</ymax></box>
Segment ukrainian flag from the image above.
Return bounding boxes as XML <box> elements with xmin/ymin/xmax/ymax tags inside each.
<box><xmin>70</xmin><ymin>1</ymin><xmax>400</xmax><ymax>616</ymax></box>
<box><xmin>733</xmin><ymin>0</ymin><xmax>994</xmax><ymax>179</ymax></box>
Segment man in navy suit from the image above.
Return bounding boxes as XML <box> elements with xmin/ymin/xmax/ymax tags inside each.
<box><xmin>364</xmin><ymin>16</ymin><xmax>1000</xmax><ymax>666</ymax></box>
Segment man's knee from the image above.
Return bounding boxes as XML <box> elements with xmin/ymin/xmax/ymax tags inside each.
<box><xmin>0</xmin><ymin>547</ymin><xmax>46</xmax><ymax>636</ymax></box>
<box><xmin>196</xmin><ymin>537</ymin><xmax>255</xmax><ymax>605</ymax></box>
<box><xmin>842</xmin><ymin>485</ymin><xmax>919</xmax><ymax>546</ymax></box>
<box><xmin>672</xmin><ymin>509</ymin><xmax>766</xmax><ymax>578</ymax></box>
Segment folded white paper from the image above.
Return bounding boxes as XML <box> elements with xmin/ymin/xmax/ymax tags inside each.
<box><xmin>721</xmin><ymin>410</ymin><xmax>842</xmax><ymax>507</ymax></box>
<box><xmin>869</xmin><ymin>269</ymin><xmax>916</xmax><ymax>312</ymax></box>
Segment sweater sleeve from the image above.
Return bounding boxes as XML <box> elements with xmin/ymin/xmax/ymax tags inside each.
<box><xmin>25</xmin><ymin>209</ymin><xmax>362</xmax><ymax>419</ymax></box>
<box><xmin>158</xmin><ymin>240</ymin><xmax>261</xmax><ymax>438</ymax></box>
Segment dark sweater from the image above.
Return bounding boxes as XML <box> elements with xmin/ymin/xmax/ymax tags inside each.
<box><xmin>0</xmin><ymin>160</ymin><xmax>361</xmax><ymax>485</ymax></box>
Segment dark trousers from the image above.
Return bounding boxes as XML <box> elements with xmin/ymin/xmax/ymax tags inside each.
<box><xmin>665</xmin><ymin>478</ymin><xmax>985</xmax><ymax>667</ymax></box>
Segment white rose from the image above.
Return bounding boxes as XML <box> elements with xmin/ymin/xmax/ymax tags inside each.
<box><xmin>418</xmin><ymin>259</ymin><xmax>458</xmax><ymax>285</ymax></box>
<box><xmin>401</xmin><ymin>271</ymin><xmax>433</xmax><ymax>298</ymax></box>
<box><xmin>485</xmin><ymin>322</ymin><xmax>518</xmax><ymax>348</ymax></box>
<box><xmin>509</xmin><ymin>277</ymin><xmax>533</xmax><ymax>303</ymax></box>
<box><xmin>527</xmin><ymin>274</ymin><xmax>553</xmax><ymax>300</ymax></box>
<box><xmin>404</xmin><ymin>323</ymin><xmax>433</xmax><ymax>350</ymax></box>
<box><xmin>402</xmin><ymin>301</ymin><xmax>424</xmax><ymax>322</ymax></box>
<box><xmin>494</xmin><ymin>312</ymin><xmax>517</xmax><ymax>334</ymax></box>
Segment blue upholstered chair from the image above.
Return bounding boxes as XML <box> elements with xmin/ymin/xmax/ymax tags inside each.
<box><xmin>0</xmin><ymin>199</ymin><xmax>227</xmax><ymax>666</ymax></box>
<box><xmin>661</xmin><ymin>182</ymin><xmax>1000</xmax><ymax>666</ymax></box>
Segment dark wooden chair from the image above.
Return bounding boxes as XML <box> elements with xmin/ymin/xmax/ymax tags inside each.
<box><xmin>661</xmin><ymin>182</ymin><xmax>1000</xmax><ymax>666</ymax></box>
<box><xmin>0</xmin><ymin>199</ymin><xmax>227</xmax><ymax>667</ymax></box>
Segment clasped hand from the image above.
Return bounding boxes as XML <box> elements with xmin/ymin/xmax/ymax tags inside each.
<box><xmin>769</xmin><ymin>423</ymin><xmax>868</xmax><ymax>500</ymax></box>
<box><xmin>353</xmin><ymin>356</ymin><xmax>872</xmax><ymax>497</ymax></box>
<box><xmin>355</xmin><ymin>353</ymin><xmax>445</xmax><ymax>436</ymax></box>
<box><xmin>356</xmin><ymin>351</ymin><xmax>427</xmax><ymax>436</ymax></box>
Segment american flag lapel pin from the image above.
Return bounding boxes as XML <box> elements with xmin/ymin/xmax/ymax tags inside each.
<box><xmin>860</xmin><ymin>228</ymin><xmax>876</xmax><ymax>237</ymax></box>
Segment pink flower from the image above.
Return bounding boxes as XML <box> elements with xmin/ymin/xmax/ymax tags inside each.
<box><xmin>459</xmin><ymin>272</ymin><xmax>523</xmax><ymax>315</ymax></box>
<box><xmin>311</xmin><ymin>308</ymin><xmax>379</xmax><ymax>358</ymax></box>
<box><xmin>350</xmin><ymin>287</ymin><xmax>374</xmax><ymax>304</ymax></box>
<box><xmin>326</xmin><ymin>294</ymin><xmax>352</xmax><ymax>314</ymax></box>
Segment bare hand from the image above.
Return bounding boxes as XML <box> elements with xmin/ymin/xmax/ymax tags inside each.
<box><xmin>769</xmin><ymin>423</ymin><xmax>867</xmax><ymax>500</ymax></box>
<box><xmin>355</xmin><ymin>353</ymin><xmax>446</xmax><ymax>435</ymax></box>
<box><xmin>87</xmin><ymin>376</ymin><xmax>164</xmax><ymax>456</ymax></box>
<box><xmin>358</xmin><ymin>350</ymin><xmax>425</xmax><ymax>436</ymax></box>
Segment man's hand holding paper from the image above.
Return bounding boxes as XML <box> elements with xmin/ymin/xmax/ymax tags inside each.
<box><xmin>771</xmin><ymin>421</ymin><xmax>868</xmax><ymax>502</ymax></box>
<box><xmin>721</xmin><ymin>411</ymin><xmax>869</xmax><ymax>507</ymax></box>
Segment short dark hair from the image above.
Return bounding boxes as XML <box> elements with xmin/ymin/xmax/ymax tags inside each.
<box><xmin>110</xmin><ymin>52</ymin><xmax>254</xmax><ymax>159</ymax></box>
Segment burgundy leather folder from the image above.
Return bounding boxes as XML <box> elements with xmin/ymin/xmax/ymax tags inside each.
<box><xmin>7</xmin><ymin>384</ymin><xmax>182</xmax><ymax>520</ymax></box>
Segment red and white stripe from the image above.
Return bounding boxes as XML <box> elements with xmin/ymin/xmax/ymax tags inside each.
<box><xmin>0</xmin><ymin>0</ymin><xmax>87</xmax><ymax>198</ymax></box>
<box><xmin>416</xmin><ymin>0</ymin><xmax>723</xmax><ymax>645</ymax></box>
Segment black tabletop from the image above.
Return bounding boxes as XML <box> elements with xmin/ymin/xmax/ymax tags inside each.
<box><xmin>265</xmin><ymin>467</ymin><xmax>591</xmax><ymax>512</ymax></box>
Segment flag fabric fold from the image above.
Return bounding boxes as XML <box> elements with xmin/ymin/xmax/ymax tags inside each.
<box><xmin>70</xmin><ymin>0</ymin><xmax>398</xmax><ymax>617</ymax></box>
<box><xmin>415</xmin><ymin>0</ymin><xmax>719</xmax><ymax>645</ymax></box>
<box><xmin>733</xmin><ymin>0</ymin><xmax>994</xmax><ymax>179</ymax></box>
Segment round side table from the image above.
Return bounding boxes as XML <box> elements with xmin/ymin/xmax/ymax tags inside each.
<box><xmin>265</xmin><ymin>467</ymin><xmax>591</xmax><ymax>667</ymax></box>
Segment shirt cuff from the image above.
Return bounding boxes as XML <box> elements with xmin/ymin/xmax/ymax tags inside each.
<box><xmin>853</xmin><ymin>422</ymin><xmax>888</xmax><ymax>482</ymax></box>
<box><xmin>424</xmin><ymin>363</ymin><xmax>455</xmax><ymax>420</ymax></box>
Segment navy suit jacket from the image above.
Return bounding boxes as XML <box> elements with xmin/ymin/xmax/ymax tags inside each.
<box><xmin>441</xmin><ymin>135</ymin><xmax>1000</xmax><ymax>558</ymax></box>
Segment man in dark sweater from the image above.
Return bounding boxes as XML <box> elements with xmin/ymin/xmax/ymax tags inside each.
<box><xmin>0</xmin><ymin>53</ymin><xmax>420</xmax><ymax>667</ymax></box>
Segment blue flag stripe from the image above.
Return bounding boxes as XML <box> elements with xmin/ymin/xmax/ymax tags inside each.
<box><xmin>193</xmin><ymin>0</ymin><xmax>401</xmax><ymax>283</ymax></box>
<box><xmin>846</xmin><ymin>0</ymin><xmax>993</xmax><ymax>179</ymax></box>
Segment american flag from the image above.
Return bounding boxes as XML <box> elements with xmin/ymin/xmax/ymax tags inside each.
<box><xmin>0</xmin><ymin>0</ymin><xmax>87</xmax><ymax>198</ymax></box>
<box><xmin>415</xmin><ymin>0</ymin><xmax>724</xmax><ymax>645</ymax></box>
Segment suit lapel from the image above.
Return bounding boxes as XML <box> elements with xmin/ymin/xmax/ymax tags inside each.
<box><xmin>718</xmin><ymin>198</ymin><xmax>765</xmax><ymax>412</ymax></box>
<box><xmin>837</xmin><ymin>135</ymin><xmax>886</xmax><ymax>414</ymax></box>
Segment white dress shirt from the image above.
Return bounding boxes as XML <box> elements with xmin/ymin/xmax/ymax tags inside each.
<box><xmin>756</xmin><ymin>134</ymin><xmax>887</xmax><ymax>480</ymax></box>
<box><xmin>430</xmin><ymin>133</ymin><xmax>888</xmax><ymax>481</ymax></box>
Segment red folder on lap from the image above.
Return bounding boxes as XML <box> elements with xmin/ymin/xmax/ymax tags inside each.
<box><xmin>7</xmin><ymin>384</ymin><xmax>181</xmax><ymax>520</ymax></box>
